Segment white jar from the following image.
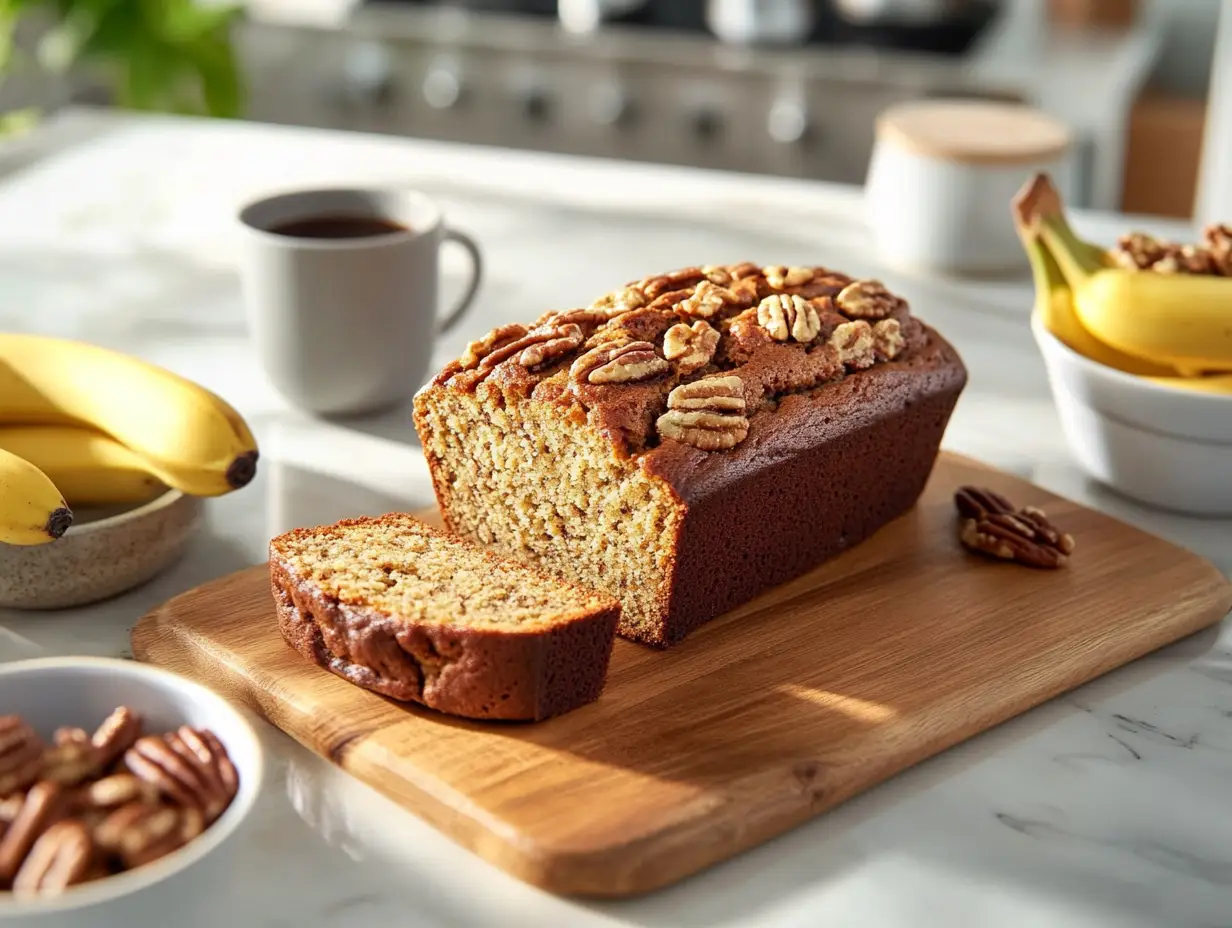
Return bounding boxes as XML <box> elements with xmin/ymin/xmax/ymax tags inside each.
<box><xmin>865</xmin><ymin>100</ymin><xmax>1074</xmax><ymax>276</ymax></box>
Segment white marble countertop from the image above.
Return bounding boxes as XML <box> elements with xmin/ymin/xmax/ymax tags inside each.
<box><xmin>0</xmin><ymin>109</ymin><xmax>1229</xmax><ymax>928</ymax></box>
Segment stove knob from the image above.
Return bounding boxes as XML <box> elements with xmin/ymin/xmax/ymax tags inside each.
<box><xmin>517</xmin><ymin>85</ymin><xmax>554</xmax><ymax>122</ymax></box>
<box><xmin>423</xmin><ymin>60</ymin><xmax>465</xmax><ymax>110</ymax></box>
<box><xmin>687</xmin><ymin>104</ymin><xmax>725</xmax><ymax>140</ymax></box>
<box><xmin>767</xmin><ymin>98</ymin><xmax>812</xmax><ymax>145</ymax></box>
<box><xmin>590</xmin><ymin>81</ymin><xmax>634</xmax><ymax>127</ymax></box>
<box><xmin>342</xmin><ymin>41</ymin><xmax>396</xmax><ymax>106</ymax></box>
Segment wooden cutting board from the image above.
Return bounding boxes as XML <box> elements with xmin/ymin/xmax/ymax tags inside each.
<box><xmin>131</xmin><ymin>452</ymin><xmax>1232</xmax><ymax>898</ymax></box>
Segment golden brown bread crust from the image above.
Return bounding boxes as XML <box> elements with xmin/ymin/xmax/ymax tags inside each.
<box><xmin>414</xmin><ymin>263</ymin><xmax>967</xmax><ymax>647</ymax></box>
<box><xmin>270</xmin><ymin>515</ymin><xmax>621</xmax><ymax>721</ymax></box>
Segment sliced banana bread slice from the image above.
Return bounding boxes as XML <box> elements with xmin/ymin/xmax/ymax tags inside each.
<box><xmin>270</xmin><ymin>513</ymin><xmax>620</xmax><ymax>721</ymax></box>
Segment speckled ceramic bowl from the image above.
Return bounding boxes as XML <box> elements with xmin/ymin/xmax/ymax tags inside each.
<box><xmin>0</xmin><ymin>490</ymin><xmax>203</xmax><ymax>610</ymax></box>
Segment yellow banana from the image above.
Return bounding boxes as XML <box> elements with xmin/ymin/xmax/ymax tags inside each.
<box><xmin>0</xmin><ymin>334</ymin><xmax>258</xmax><ymax>497</ymax></box>
<box><xmin>0</xmin><ymin>426</ymin><xmax>166</xmax><ymax>507</ymax></box>
<box><xmin>0</xmin><ymin>447</ymin><xmax>72</xmax><ymax>546</ymax></box>
<box><xmin>1017</xmin><ymin>218</ymin><xmax>1177</xmax><ymax>377</ymax></box>
<box><xmin>1016</xmin><ymin>174</ymin><xmax>1232</xmax><ymax>375</ymax></box>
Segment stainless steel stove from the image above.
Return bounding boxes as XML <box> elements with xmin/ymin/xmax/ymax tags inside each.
<box><xmin>239</xmin><ymin>0</ymin><xmax>1019</xmax><ymax>185</ymax></box>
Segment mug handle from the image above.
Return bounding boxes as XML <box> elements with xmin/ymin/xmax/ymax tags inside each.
<box><xmin>437</xmin><ymin>227</ymin><xmax>484</xmax><ymax>335</ymax></box>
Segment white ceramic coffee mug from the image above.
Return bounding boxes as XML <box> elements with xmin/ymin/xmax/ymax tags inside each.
<box><xmin>237</xmin><ymin>188</ymin><xmax>482</xmax><ymax>416</ymax></box>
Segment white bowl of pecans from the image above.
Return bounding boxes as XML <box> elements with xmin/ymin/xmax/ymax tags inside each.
<box><xmin>0</xmin><ymin>657</ymin><xmax>262</xmax><ymax>922</ymax></box>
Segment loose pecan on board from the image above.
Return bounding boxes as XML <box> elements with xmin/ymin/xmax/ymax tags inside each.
<box><xmin>954</xmin><ymin>486</ymin><xmax>1075</xmax><ymax>569</ymax></box>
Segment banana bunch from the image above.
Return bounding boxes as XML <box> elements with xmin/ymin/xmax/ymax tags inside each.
<box><xmin>0</xmin><ymin>334</ymin><xmax>259</xmax><ymax>546</ymax></box>
<box><xmin>1012</xmin><ymin>174</ymin><xmax>1232</xmax><ymax>393</ymax></box>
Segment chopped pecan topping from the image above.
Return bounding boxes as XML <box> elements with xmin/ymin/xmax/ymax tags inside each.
<box><xmin>1114</xmin><ymin>230</ymin><xmax>1228</xmax><ymax>276</ymax></box>
<box><xmin>516</xmin><ymin>323</ymin><xmax>585</xmax><ymax>369</ymax></box>
<box><xmin>835</xmin><ymin>280</ymin><xmax>897</xmax><ymax>320</ymax></box>
<box><xmin>125</xmin><ymin>728</ymin><xmax>238</xmax><ymax>825</ymax></box>
<box><xmin>872</xmin><ymin>318</ymin><xmax>905</xmax><ymax>361</ymax></box>
<box><xmin>955</xmin><ymin>485</ymin><xmax>1075</xmax><ymax>569</ymax></box>
<box><xmin>1205</xmin><ymin>224</ymin><xmax>1232</xmax><ymax>275</ymax></box>
<box><xmin>590</xmin><ymin>285</ymin><xmax>647</xmax><ymax>316</ymax></box>
<box><xmin>0</xmin><ymin>781</ymin><xmax>65</xmax><ymax>883</ymax></box>
<box><xmin>433</xmin><ymin>261</ymin><xmax>925</xmax><ymax>451</ymax></box>
<box><xmin>1156</xmin><ymin>244</ymin><xmax>1219</xmax><ymax>275</ymax></box>
<box><xmin>757</xmin><ymin>294</ymin><xmax>820</xmax><ymax>343</ymax></box>
<box><xmin>12</xmin><ymin>820</ymin><xmax>93</xmax><ymax>895</ymax></box>
<box><xmin>458</xmin><ymin>323</ymin><xmax>529</xmax><ymax>370</ymax></box>
<box><xmin>763</xmin><ymin>265</ymin><xmax>814</xmax><ymax>289</ymax></box>
<box><xmin>662</xmin><ymin>320</ymin><xmax>720</xmax><ymax>373</ymax></box>
<box><xmin>646</xmin><ymin>288</ymin><xmax>696</xmax><ymax>313</ymax></box>
<box><xmin>586</xmin><ymin>341</ymin><xmax>670</xmax><ymax>384</ymax></box>
<box><xmin>456</xmin><ymin>322</ymin><xmax>588</xmax><ymax>377</ymax></box>
<box><xmin>829</xmin><ymin>320</ymin><xmax>876</xmax><ymax>370</ymax></box>
<box><xmin>642</xmin><ymin>267</ymin><xmax>707</xmax><ymax>300</ymax></box>
<box><xmin>537</xmin><ymin>307</ymin><xmax>618</xmax><ymax>330</ymax></box>
<box><xmin>0</xmin><ymin>716</ymin><xmax>44</xmax><ymax>796</ymax></box>
<box><xmin>656</xmin><ymin>376</ymin><xmax>749</xmax><ymax>451</ymax></box>
<box><xmin>1113</xmin><ymin>232</ymin><xmax>1167</xmax><ymax>270</ymax></box>
<box><xmin>679</xmin><ymin>280</ymin><xmax>739</xmax><ymax>319</ymax></box>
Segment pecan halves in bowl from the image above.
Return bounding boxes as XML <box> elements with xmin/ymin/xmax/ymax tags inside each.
<box><xmin>93</xmin><ymin>800</ymin><xmax>202</xmax><ymax>869</ymax></box>
<box><xmin>125</xmin><ymin>728</ymin><xmax>239</xmax><ymax>825</ymax></box>
<box><xmin>954</xmin><ymin>485</ymin><xmax>1075</xmax><ymax>569</ymax></box>
<box><xmin>91</xmin><ymin>707</ymin><xmax>143</xmax><ymax>772</ymax></box>
<box><xmin>12</xmin><ymin>820</ymin><xmax>95</xmax><ymax>896</ymax></box>
<box><xmin>0</xmin><ymin>717</ymin><xmax>45</xmax><ymax>797</ymax></box>
<box><xmin>42</xmin><ymin>728</ymin><xmax>101</xmax><ymax>786</ymax></box>
<box><xmin>0</xmin><ymin>782</ymin><xmax>67</xmax><ymax>885</ymax></box>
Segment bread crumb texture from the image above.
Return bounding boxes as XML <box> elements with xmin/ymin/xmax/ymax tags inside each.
<box><xmin>415</xmin><ymin>394</ymin><xmax>681</xmax><ymax>641</ymax></box>
<box><xmin>271</xmin><ymin>514</ymin><xmax>611</xmax><ymax>631</ymax></box>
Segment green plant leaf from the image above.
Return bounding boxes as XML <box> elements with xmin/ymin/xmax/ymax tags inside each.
<box><xmin>152</xmin><ymin>0</ymin><xmax>242</xmax><ymax>43</ymax></box>
<box><xmin>116</xmin><ymin>32</ymin><xmax>175</xmax><ymax>111</ymax></box>
<box><xmin>36</xmin><ymin>3</ymin><xmax>104</xmax><ymax>73</ymax></box>
<box><xmin>0</xmin><ymin>105</ymin><xmax>40</xmax><ymax>137</ymax></box>
<box><xmin>1</xmin><ymin>0</ymin><xmax>246</xmax><ymax>118</ymax></box>
<box><xmin>182</xmin><ymin>31</ymin><xmax>243</xmax><ymax>117</ymax></box>
<box><xmin>0</xmin><ymin>13</ymin><xmax>14</xmax><ymax>74</ymax></box>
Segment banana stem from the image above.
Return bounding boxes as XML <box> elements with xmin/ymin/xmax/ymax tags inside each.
<box><xmin>1023</xmin><ymin>230</ymin><xmax>1067</xmax><ymax>299</ymax></box>
<box><xmin>1040</xmin><ymin>221</ymin><xmax>1103</xmax><ymax>291</ymax></box>
<box><xmin>1013</xmin><ymin>173</ymin><xmax>1107</xmax><ymax>278</ymax></box>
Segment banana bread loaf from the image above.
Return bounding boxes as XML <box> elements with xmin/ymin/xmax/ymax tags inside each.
<box><xmin>270</xmin><ymin>514</ymin><xmax>621</xmax><ymax>720</ymax></box>
<box><xmin>413</xmin><ymin>263</ymin><xmax>967</xmax><ymax>647</ymax></box>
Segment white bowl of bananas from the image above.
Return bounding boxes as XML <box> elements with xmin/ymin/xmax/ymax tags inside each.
<box><xmin>0</xmin><ymin>335</ymin><xmax>260</xmax><ymax>609</ymax></box>
<box><xmin>1015</xmin><ymin>174</ymin><xmax>1232</xmax><ymax>516</ymax></box>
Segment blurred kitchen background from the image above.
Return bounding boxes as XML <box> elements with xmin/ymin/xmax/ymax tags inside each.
<box><xmin>0</xmin><ymin>0</ymin><xmax>1227</xmax><ymax>220</ymax></box>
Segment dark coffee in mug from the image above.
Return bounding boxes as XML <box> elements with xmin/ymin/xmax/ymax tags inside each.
<box><xmin>238</xmin><ymin>186</ymin><xmax>482</xmax><ymax>416</ymax></box>
<box><xmin>268</xmin><ymin>215</ymin><xmax>409</xmax><ymax>240</ymax></box>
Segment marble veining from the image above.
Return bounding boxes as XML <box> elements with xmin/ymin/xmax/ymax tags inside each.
<box><xmin>0</xmin><ymin>109</ymin><xmax>1227</xmax><ymax>927</ymax></box>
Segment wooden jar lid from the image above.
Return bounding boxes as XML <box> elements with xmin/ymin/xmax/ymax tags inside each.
<box><xmin>876</xmin><ymin>100</ymin><xmax>1073</xmax><ymax>166</ymax></box>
